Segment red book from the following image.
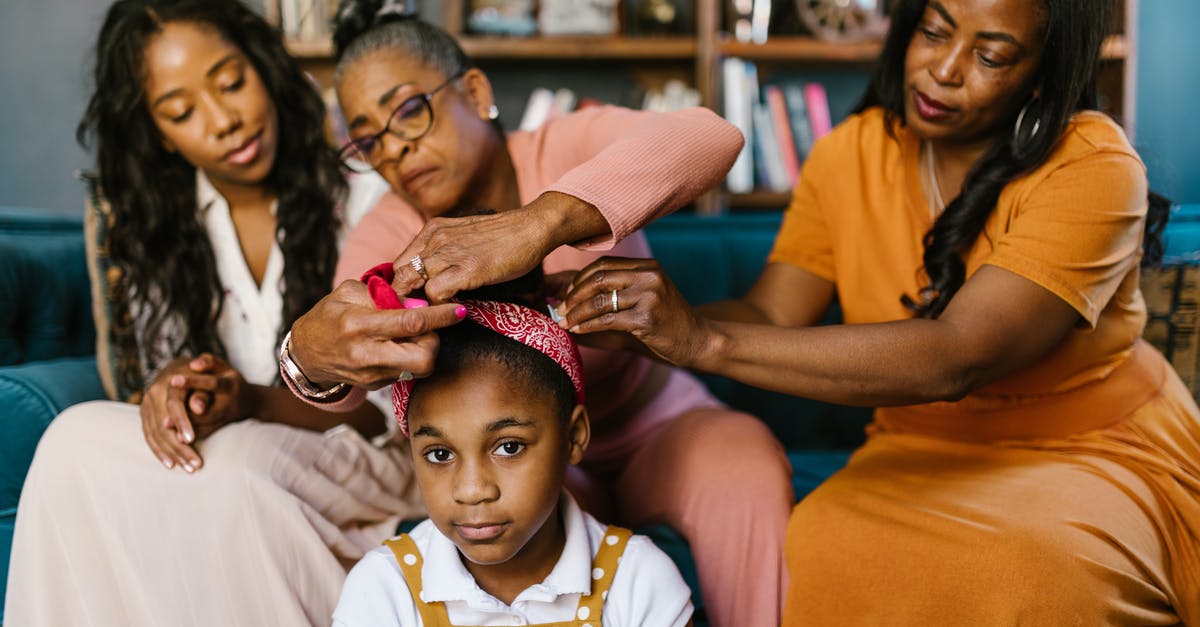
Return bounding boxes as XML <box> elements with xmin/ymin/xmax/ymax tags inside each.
<box><xmin>764</xmin><ymin>85</ymin><xmax>800</xmax><ymax>186</ymax></box>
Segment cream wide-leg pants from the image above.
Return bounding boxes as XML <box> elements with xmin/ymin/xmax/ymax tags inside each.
<box><xmin>5</xmin><ymin>400</ymin><xmax>423</xmax><ymax>626</ymax></box>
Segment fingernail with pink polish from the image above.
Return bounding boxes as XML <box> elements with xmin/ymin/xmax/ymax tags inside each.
<box><xmin>403</xmin><ymin>297</ymin><xmax>429</xmax><ymax>309</ymax></box>
<box><xmin>455</xmin><ymin>305</ymin><xmax>467</xmax><ymax>319</ymax></box>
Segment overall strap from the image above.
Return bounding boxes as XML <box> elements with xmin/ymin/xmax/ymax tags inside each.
<box><xmin>574</xmin><ymin>525</ymin><xmax>633</xmax><ymax>623</ymax></box>
<box><xmin>384</xmin><ymin>535</ymin><xmax>452</xmax><ymax>627</ymax></box>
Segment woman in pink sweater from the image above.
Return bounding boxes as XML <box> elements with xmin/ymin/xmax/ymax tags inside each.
<box><xmin>282</xmin><ymin>4</ymin><xmax>792</xmax><ymax>626</ymax></box>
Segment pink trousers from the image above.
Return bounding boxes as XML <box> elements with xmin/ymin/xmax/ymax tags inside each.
<box><xmin>569</xmin><ymin>370</ymin><xmax>794</xmax><ymax>627</ymax></box>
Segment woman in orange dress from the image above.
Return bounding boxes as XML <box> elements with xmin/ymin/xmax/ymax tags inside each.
<box><xmin>557</xmin><ymin>0</ymin><xmax>1200</xmax><ymax>623</ymax></box>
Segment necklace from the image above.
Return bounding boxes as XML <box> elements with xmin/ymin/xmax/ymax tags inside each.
<box><xmin>923</xmin><ymin>139</ymin><xmax>946</xmax><ymax>218</ymax></box>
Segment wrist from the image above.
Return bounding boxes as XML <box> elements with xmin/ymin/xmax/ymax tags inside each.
<box><xmin>279</xmin><ymin>331</ymin><xmax>348</xmax><ymax>402</ymax></box>
<box><xmin>529</xmin><ymin>192</ymin><xmax>609</xmax><ymax>250</ymax></box>
<box><xmin>688</xmin><ymin>319</ymin><xmax>730</xmax><ymax>373</ymax></box>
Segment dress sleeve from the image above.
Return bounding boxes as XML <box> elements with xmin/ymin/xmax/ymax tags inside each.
<box><xmin>767</xmin><ymin>135</ymin><xmax>837</xmax><ymax>282</ymax></box>
<box><xmin>983</xmin><ymin>150</ymin><xmax>1147</xmax><ymax>327</ymax></box>
<box><xmin>535</xmin><ymin>105</ymin><xmax>744</xmax><ymax>249</ymax></box>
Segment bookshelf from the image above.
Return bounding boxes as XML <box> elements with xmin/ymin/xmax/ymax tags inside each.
<box><xmin>268</xmin><ymin>0</ymin><xmax>1138</xmax><ymax>214</ymax></box>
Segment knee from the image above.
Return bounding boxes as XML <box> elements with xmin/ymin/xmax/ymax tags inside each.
<box><xmin>661</xmin><ymin>410</ymin><xmax>793</xmax><ymax>500</ymax></box>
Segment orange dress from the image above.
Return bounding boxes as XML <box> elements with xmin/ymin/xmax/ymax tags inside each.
<box><xmin>772</xmin><ymin>107</ymin><xmax>1200</xmax><ymax>624</ymax></box>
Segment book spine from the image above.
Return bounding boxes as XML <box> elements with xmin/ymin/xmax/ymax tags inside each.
<box><xmin>782</xmin><ymin>83</ymin><xmax>814</xmax><ymax>160</ymax></box>
<box><xmin>723</xmin><ymin>57</ymin><xmax>754</xmax><ymax>194</ymax></box>
<box><xmin>803</xmin><ymin>82</ymin><xmax>833</xmax><ymax>139</ymax></box>
<box><xmin>764</xmin><ymin>85</ymin><xmax>800</xmax><ymax>186</ymax></box>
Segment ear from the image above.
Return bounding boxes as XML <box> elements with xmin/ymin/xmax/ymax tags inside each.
<box><xmin>460</xmin><ymin>67</ymin><xmax>498</xmax><ymax>122</ymax></box>
<box><xmin>565</xmin><ymin>404</ymin><xmax>590</xmax><ymax>465</ymax></box>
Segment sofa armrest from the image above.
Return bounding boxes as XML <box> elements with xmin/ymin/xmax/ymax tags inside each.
<box><xmin>0</xmin><ymin>356</ymin><xmax>106</xmax><ymax>515</ymax></box>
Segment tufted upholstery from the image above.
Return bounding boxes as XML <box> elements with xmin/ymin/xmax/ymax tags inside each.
<box><xmin>0</xmin><ymin>208</ymin><xmax>95</xmax><ymax>366</ymax></box>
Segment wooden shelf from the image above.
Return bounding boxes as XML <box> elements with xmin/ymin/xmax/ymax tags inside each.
<box><xmin>720</xmin><ymin>36</ymin><xmax>883</xmax><ymax>63</ymax></box>
<box><xmin>459</xmin><ymin>36</ymin><xmax>697</xmax><ymax>60</ymax></box>
<box><xmin>728</xmin><ymin>191</ymin><xmax>792</xmax><ymax>209</ymax></box>
<box><xmin>719</xmin><ymin>34</ymin><xmax>1128</xmax><ymax>63</ymax></box>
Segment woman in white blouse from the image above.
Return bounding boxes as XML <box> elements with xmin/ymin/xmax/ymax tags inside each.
<box><xmin>5</xmin><ymin>1</ymin><xmax>460</xmax><ymax>625</ymax></box>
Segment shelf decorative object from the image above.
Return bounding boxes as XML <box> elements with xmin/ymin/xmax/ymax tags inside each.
<box><xmin>795</xmin><ymin>0</ymin><xmax>889</xmax><ymax>42</ymax></box>
<box><xmin>538</xmin><ymin>0</ymin><xmax>620</xmax><ymax>36</ymax></box>
<box><xmin>467</xmin><ymin>0</ymin><xmax>537</xmax><ymax>36</ymax></box>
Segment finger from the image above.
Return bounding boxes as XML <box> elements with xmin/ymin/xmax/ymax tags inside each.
<box><xmin>371</xmin><ymin>331</ymin><xmax>442</xmax><ymax>379</ymax></box>
<box><xmin>189</xmin><ymin>353</ymin><xmax>215</xmax><ymax>372</ymax></box>
<box><xmin>560</xmin><ymin>269</ymin><xmax>645</xmax><ymax>329</ymax></box>
<box><xmin>165</xmin><ymin>385</ymin><xmax>197</xmax><ymax>447</ymax></box>
<box><xmin>390</xmin><ymin>231</ymin><xmax>435</xmax><ymax>294</ymax></box>
<box><xmin>566</xmin><ymin>257</ymin><xmax>649</xmax><ymax>295</ymax></box>
<box><xmin>189</xmin><ymin>390</ymin><xmax>213</xmax><ymax>415</ymax></box>
<box><xmin>543</xmin><ymin>270</ymin><xmax>579</xmax><ymax>302</ymax></box>
<box><xmin>140</xmin><ymin>408</ymin><xmax>176</xmax><ymax>469</ymax></box>
<box><xmin>370</xmin><ymin>303</ymin><xmax>465</xmax><ymax>339</ymax></box>
<box><xmin>171</xmin><ymin>372</ymin><xmax>222</xmax><ymax>393</ymax></box>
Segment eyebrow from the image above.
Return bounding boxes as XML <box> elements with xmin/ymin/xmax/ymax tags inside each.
<box><xmin>347</xmin><ymin>82</ymin><xmax>412</xmax><ymax>130</ymax></box>
<box><xmin>410</xmin><ymin>417</ymin><xmax>536</xmax><ymax>439</ymax></box>
<box><xmin>150</xmin><ymin>54</ymin><xmax>239</xmax><ymax>109</ymax></box>
<box><xmin>487</xmin><ymin>417</ymin><xmax>536</xmax><ymax>432</ymax></box>
<box><xmin>926</xmin><ymin>2</ymin><xmax>1027</xmax><ymax>54</ymax></box>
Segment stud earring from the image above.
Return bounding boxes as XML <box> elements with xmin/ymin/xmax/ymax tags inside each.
<box><xmin>486</xmin><ymin>105</ymin><xmax>499</xmax><ymax>120</ymax></box>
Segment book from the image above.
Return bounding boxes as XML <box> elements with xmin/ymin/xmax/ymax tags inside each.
<box><xmin>723</xmin><ymin>58</ymin><xmax>755</xmax><ymax>193</ymax></box>
<box><xmin>782</xmin><ymin>83</ymin><xmax>815</xmax><ymax>161</ymax></box>
<box><xmin>764</xmin><ymin>85</ymin><xmax>800</xmax><ymax>186</ymax></box>
<box><xmin>752</xmin><ymin>99</ymin><xmax>791</xmax><ymax>191</ymax></box>
<box><xmin>518</xmin><ymin>87</ymin><xmax>556</xmax><ymax>132</ymax></box>
<box><xmin>803</xmin><ymin>82</ymin><xmax>833</xmax><ymax>139</ymax></box>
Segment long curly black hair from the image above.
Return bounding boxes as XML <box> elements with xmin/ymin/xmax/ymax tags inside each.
<box><xmin>857</xmin><ymin>0</ymin><xmax>1169</xmax><ymax>318</ymax></box>
<box><xmin>78</xmin><ymin>0</ymin><xmax>344</xmax><ymax>397</ymax></box>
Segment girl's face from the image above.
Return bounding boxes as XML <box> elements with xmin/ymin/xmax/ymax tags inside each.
<box><xmin>903</xmin><ymin>0</ymin><xmax>1045</xmax><ymax>145</ymax></box>
<box><xmin>407</xmin><ymin>358</ymin><xmax>588</xmax><ymax>575</ymax></box>
<box><xmin>335</xmin><ymin>48</ymin><xmax>500</xmax><ymax>219</ymax></box>
<box><xmin>142</xmin><ymin>21</ymin><xmax>279</xmax><ymax>187</ymax></box>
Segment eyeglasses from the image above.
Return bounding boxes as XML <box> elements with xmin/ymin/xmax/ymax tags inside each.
<box><xmin>338</xmin><ymin>70</ymin><xmax>465</xmax><ymax>173</ymax></box>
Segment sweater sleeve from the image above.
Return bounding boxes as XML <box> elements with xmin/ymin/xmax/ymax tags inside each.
<box><xmin>529</xmin><ymin>105</ymin><xmax>743</xmax><ymax>249</ymax></box>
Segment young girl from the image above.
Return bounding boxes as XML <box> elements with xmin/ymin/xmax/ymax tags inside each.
<box><xmin>333</xmin><ymin>267</ymin><xmax>693</xmax><ymax>626</ymax></box>
<box><xmin>4</xmin><ymin>1</ymin><xmax>438</xmax><ymax>624</ymax></box>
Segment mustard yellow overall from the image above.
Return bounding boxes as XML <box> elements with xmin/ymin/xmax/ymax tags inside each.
<box><xmin>384</xmin><ymin>525</ymin><xmax>678</xmax><ymax>627</ymax></box>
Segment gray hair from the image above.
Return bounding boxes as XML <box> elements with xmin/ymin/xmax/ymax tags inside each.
<box><xmin>333</xmin><ymin>18</ymin><xmax>471</xmax><ymax>84</ymax></box>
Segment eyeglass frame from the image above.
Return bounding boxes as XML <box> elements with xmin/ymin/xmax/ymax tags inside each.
<box><xmin>337</xmin><ymin>69</ymin><xmax>466</xmax><ymax>171</ymax></box>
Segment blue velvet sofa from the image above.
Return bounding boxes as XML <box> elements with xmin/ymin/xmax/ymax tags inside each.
<box><xmin>3</xmin><ymin>204</ymin><xmax>1199</xmax><ymax>622</ymax></box>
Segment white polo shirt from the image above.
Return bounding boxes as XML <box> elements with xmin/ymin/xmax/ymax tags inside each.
<box><xmin>332</xmin><ymin>493</ymin><xmax>694</xmax><ymax>626</ymax></box>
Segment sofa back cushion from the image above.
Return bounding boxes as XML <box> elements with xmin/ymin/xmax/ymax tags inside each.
<box><xmin>0</xmin><ymin>208</ymin><xmax>95</xmax><ymax>366</ymax></box>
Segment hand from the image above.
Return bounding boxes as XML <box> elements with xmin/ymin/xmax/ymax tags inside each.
<box><xmin>390</xmin><ymin>205</ymin><xmax>557</xmax><ymax>303</ymax></box>
<box><xmin>288</xmin><ymin>279</ymin><xmax>465</xmax><ymax>390</ymax></box>
<box><xmin>169</xmin><ymin>353</ymin><xmax>252</xmax><ymax>442</ymax></box>
<box><xmin>139</xmin><ymin>356</ymin><xmax>206</xmax><ymax>472</ymax></box>
<box><xmin>556</xmin><ymin>257</ymin><xmax>715</xmax><ymax>368</ymax></box>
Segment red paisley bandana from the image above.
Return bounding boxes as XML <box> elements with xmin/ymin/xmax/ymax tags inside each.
<box><xmin>360</xmin><ymin>262</ymin><xmax>585</xmax><ymax>437</ymax></box>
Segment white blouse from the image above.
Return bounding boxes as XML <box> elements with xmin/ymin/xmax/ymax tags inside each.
<box><xmin>196</xmin><ymin>170</ymin><xmax>388</xmax><ymax>386</ymax></box>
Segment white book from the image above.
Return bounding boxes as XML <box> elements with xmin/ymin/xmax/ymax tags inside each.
<box><xmin>552</xmin><ymin>87</ymin><xmax>577</xmax><ymax>116</ymax></box>
<box><xmin>518</xmin><ymin>87</ymin><xmax>556</xmax><ymax>132</ymax></box>
<box><xmin>723</xmin><ymin>58</ymin><xmax>754</xmax><ymax>194</ymax></box>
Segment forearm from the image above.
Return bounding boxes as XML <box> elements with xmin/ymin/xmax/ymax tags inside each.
<box><xmin>696</xmin><ymin>299</ymin><xmax>774</xmax><ymax>324</ymax></box>
<box><xmin>692</xmin><ymin>319</ymin><xmax>975</xmax><ymax>407</ymax></box>
<box><xmin>246</xmin><ymin>384</ymin><xmax>386</xmax><ymax>438</ymax></box>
